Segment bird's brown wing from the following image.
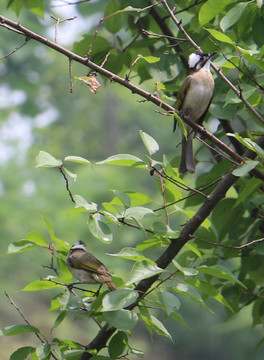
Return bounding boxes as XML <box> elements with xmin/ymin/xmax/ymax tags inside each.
<box><xmin>173</xmin><ymin>75</ymin><xmax>192</xmax><ymax>132</ymax></box>
<box><xmin>68</xmin><ymin>251</ymin><xmax>110</xmax><ymax>276</ymax></box>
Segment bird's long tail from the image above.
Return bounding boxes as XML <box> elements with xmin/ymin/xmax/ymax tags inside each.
<box><xmin>179</xmin><ymin>135</ymin><xmax>195</xmax><ymax>174</ymax></box>
<box><xmin>104</xmin><ymin>279</ymin><xmax>117</xmax><ymax>291</ymax></box>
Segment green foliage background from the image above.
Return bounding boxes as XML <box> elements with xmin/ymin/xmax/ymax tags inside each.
<box><xmin>0</xmin><ymin>0</ymin><xmax>264</xmax><ymax>359</ymax></box>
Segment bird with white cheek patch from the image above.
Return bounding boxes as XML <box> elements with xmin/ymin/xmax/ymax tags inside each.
<box><xmin>174</xmin><ymin>51</ymin><xmax>216</xmax><ymax>174</ymax></box>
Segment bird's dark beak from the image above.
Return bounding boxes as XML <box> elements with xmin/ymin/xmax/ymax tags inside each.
<box><xmin>208</xmin><ymin>51</ymin><xmax>217</xmax><ymax>59</ymax></box>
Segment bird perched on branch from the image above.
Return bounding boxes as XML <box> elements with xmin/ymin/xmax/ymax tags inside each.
<box><xmin>174</xmin><ymin>51</ymin><xmax>216</xmax><ymax>174</ymax></box>
<box><xmin>66</xmin><ymin>240</ymin><xmax>117</xmax><ymax>291</ymax></box>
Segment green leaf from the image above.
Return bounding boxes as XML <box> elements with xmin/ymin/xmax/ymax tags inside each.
<box><xmin>104</xmin><ymin>309</ymin><xmax>138</xmax><ymax>330</ymax></box>
<box><xmin>2</xmin><ymin>240</ymin><xmax>38</xmax><ymax>255</ymax></box>
<box><xmin>126</xmin><ymin>260</ymin><xmax>164</xmax><ymax>285</ymax></box>
<box><xmin>157</xmin><ymin>291</ymin><xmax>180</xmax><ymax>315</ymax></box>
<box><xmin>0</xmin><ymin>324</ymin><xmax>39</xmax><ymax>336</ymax></box>
<box><xmin>21</xmin><ymin>279</ymin><xmax>63</xmax><ymax>291</ymax></box>
<box><xmin>227</xmin><ymin>134</ymin><xmax>264</xmax><ymax>159</ymax></box>
<box><xmin>36</xmin><ymin>343</ymin><xmax>51</xmax><ymax>360</ymax></box>
<box><xmin>25</xmin><ymin>0</ymin><xmax>45</xmax><ymax>18</ymax></box>
<box><xmin>205</xmin><ymin>28</ymin><xmax>234</xmax><ymax>45</ymax></box>
<box><xmin>138</xmin><ymin>55</ymin><xmax>160</xmax><ymax>64</ymax></box>
<box><xmin>88</xmin><ymin>214</ymin><xmax>113</xmax><ymax>243</ymax></box>
<box><xmin>51</xmin><ymin>311</ymin><xmax>68</xmax><ymax>332</ymax></box>
<box><xmin>140</xmin><ymin>314</ymin><xmax>172</xmax><ymax>339</ymax></box>
<box><xmin>107</xmin><ymin>247</ymin><xmax>155</xmax><ymax>263</ymax></box>
<box><xmin>10</xmin><ymin>346</ymin><xmax>34</xmax><ymax>360</ymax></box>
<box><xmin>197</xmin><ymin>265</ymin><xmax>246</xmax><ymax>288</ymax></box>
<box><xmin>235</xmin><ymin>178</ymin><xmax>262</xmax><ymax>206</ymax></box>
<box><xmin>220</xmin><ymin>2</ymin><xmax>249</xmax><ymax>32</ymax></box>
<box><xmin>26</xmin><ymin>231</ymin><xmax>47</xmax><ymax>246</ymax></box>
<box><xmin>199</xmin><ymin>0</ymin><xmax>233</xmax><ymax>26</ymax></box>
<box><xmin>173</xmin><ymin>260</ymin><xmax>199</xmax><ymax>277</ymax></box>
<box><xmin>104</xmin><ymin>0</ymin><xmax>123</xmax><ymax>34</ymax></box>
<box><xmin>185</xmin><ymin>279</ymin><xmax>233</xmax><ymax>312</ymax></box>
<box><xmin>125</xmin><ymin>206</ymin><xmax>157</xmax><ymax>220</ymax></box>
<box><xmin>63</xmin><ymin>167</ymin><xmax>77</xmax><ymax>182</ymax></box>
<box><xmin>74</xmin><ymin>195</ymin><xmax>98</xmax><ymax>212</ymax></box>
<box><xmin>102</xmin><ymin>289</ymin><xmax>139</xmax><ymax>311</ymax></box>
<box><xmin>170</xmin><ymin>283</ymin><xmax>210</xmax><ymax>310</ymax></box>
<box><xmin>113</xmin><ymin>190</ymin><xmax>131</xmax><ymax>208</ymax></box>
<box><xmin>108</xmin><ymin>331</ymin><xmax>128</xmax><ymax>358</ymax></box>
<box><xmin>35</xmin><ymin>151</ymin><xmax>62</xmax><ymax>167</ymax></box>
<box><xmin>122</xmin><ymin>191</ymin><xmax>153</xmax><ymax>207</ymax></box>
<box><xmin>97</xmin><ymin>154</ymin><xmax>144</xmax><ymax>167</ymax></box>
<box><xmin>64</xmin><ymin>155</ymin><xmax>92</xmax><ymax>166</ymax></box>
<box><xmin>232</xmin><ymin>160</ymin><xmax>259</xmax><ymax>177</ymax></box>
<box><xmin>140</xmin><ymin>130</ymin><xmax>159</xmax><ymax>155</ymax></box>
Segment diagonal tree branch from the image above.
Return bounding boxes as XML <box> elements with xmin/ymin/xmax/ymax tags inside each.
<box><xmin>79</xmin><ymin>134</ymin><xmax>264</xmax><ymax>359</ymax></box>
<box><xmin>0</xmin><ymin>14</ymin><xmax>261</xmax><ymax>177</ymax></box>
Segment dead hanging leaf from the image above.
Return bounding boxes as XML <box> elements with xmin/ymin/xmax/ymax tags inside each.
<box><xmin>75</xmin><ymin>75</ymin><xmax>101</xmax><ymax>94</ymax></box>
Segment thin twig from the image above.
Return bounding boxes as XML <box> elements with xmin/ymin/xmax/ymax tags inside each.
<box><xmin>191</xmin><ymin>235</ymin><xmax>264</xmax><ymax>250</ymax></box>
<box><xmin>5</xmin><ymin>292</ymin><xmax>47</xmax><ymax>343</ymax></box>
<box><xmin>58</xmin><ymin>165</ymin><xmax>75</xmax><ymax>203</ymax></box>
<box><xmin>0</xmin><ymin>37</ymin><xmax>30</xmax><ymax>60</ymax></box>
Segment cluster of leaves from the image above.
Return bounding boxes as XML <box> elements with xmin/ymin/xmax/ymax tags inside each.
<box><xmin>2</xmin><ymin>129</ymin><xmax>264</xmax><ymax>359</ymax></box>
<box><xmin>1</xmin><ymin>0</ymin><xmax>264</xmax><ymax>359</ymax></box>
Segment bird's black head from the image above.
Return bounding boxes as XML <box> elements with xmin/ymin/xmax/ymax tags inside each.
<box><xmin>70</xmin><ymin>240</ymin><xmax>87</xmax><ymax>252</ymax></box>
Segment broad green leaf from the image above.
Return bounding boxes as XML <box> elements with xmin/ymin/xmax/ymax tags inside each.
<box><xmin>10</xmin><ymin>346</ymin><xmax>34</xmax><ymax>360</ymax></box>
<box><xmin>157</xmin><ymin>291</ymin><xmax>181</xmax><ymax>315</ymax></box>
<box><xmin>0</xmin><ymin>324</ymin><xmax>39</xmax><ymax>336</ymax></box>
<box><xmin>26</xmin><ymin>231</ymin><xmax>47</xmax><ymax>246</ymax></box>
<box><xmin>97</xmin><ymin>154</ymin><xmax>144</xmax><ymax>167</ymax></box>
<box><xmin>125</xmin><ymin>206</ymin><xmax>157</xmax><ymax>220</ymax></box>
<box><xmin>25</xmin><ymin>0</ymin><xmax>45</xmax><ymax>18</ymax></box>
<box><xmin>64</xmin><ymin>155</ymin><xmax>92</xmax><ymax>166</ymax></box>
<box><xmin>3</xmin><ymin>240</ymin><xmax>38</xmax><ymax>255</ymax></box>
<box><xmin>104</xmin><ymin>0</ymin><xmax>123</xmax><ymax>34</ymax></box>
<box><xmin>104</xmin><ymin>309</ymin><xmax>138</xmax><ymax>330</ymax></box>
<box><xmin>107</xmin><ymin>247</ymin><xmax>155</xmax><ymax>263</ymax></box>
<box><xmin>63</xmin><ymin>167</ymin><xmax>77</xmax><ymax>182</ymax></box>
<box><xmin>108</xmin><ymin>331</ymin><xmax>128</xmax><ymax>358</ymax></box>
<box><xmin>227</xmin><ymin>134</ymin><xmax>264</xmax><ymax>159</ymax></box>
<box><xmin>74</xmin><ymin>195</ymin><xmax>98</xmax><ymax>212</ymax></box>
<box><xmin>185</xmin><ymin>279</ymin><xmax>233</xmax><ymax>312</ymax></box>
<box><xmin>36</xmin><ymin>343</ymin><xmax>51</xmax><ymax>360</ymax></box>
<box><xmin>185</xmin><ymin>243</ymin><xmax>202</xmax><ymax>259</ymax></box>
<box><xmin>140</xmin><ymin>314</ymin><xmax>172</xmax><ymax>339</ymax></box>
<box><xmin>21</xmin><ymin>279</ymin><xmax>63</xmax><ymax>291</ymax></box>
<box><xmin>138</xmin><ymin>54</ymin><xmax>160</xmax><ymax>64</ymax></box>
<box><xmin>152</xmin><ymin>221</ymin><xmax>179</xmax><ymax>238</ymax></box>
<box><xmin>235</xmin><ymin>178</ymin><xmax>262</xmax><ymax>206</ymax></box>
<box><xmin>51</xmin><ymin>311</ymin><xmax>67</xmax><ymax>332</ymax></box>
<box><xmin>102</xmin><ymin>289</ymin><xmax>139</xmax><ymax>311</ymax></box>
<box><xmin>88</xmin><ymin>214</ymin><xmax>113</xmax><ymax>243</ymax></box>
<box><xmin>170</xmin><ymin>283</ymin><xmax>210</xmax><ymax>310</ymax></box>
<box><xmin>232</xmin><ymin>160</ymin><xmax>259</xmax><ymax>177</ymax></box>
<box><xmin>140</xmin><ymin>130</ymin><xmax>159</xmax><ymax>155</ymax></box>
<box><xmin>199</xmin><ymin>0</ymin><xmax>233</xmax><ymax>26</ymax></box>
<box><xmin>197</xmin><ymin>265</ymin><xmax>246</xmax><ymax>288</ymax></box>
<box><xmin>63</xmin><ymin>349</ymin><xmax>88</xmax><ymax>358</ymax></box>
<box><xmin>125</xmin><ymin>191</ymin><xmax>153</xmax><ymax>206</ymax></box>
<box><xmin>220</xmin><ymin>2</ymin><xmax>249</xmax><ymax>32</ymax></box>
<box><xmin>35</xmin><ymin>151</ymin><xmax>62</xmax><ymax>167</ymax></box>
<box><xmin>113</xmin><ymin>190</ymin><xmax>131</xmax><ymax>208</ymax></box>
<box><xmin>205</xmin><ymin>28</ymin><xmax>234</xmax><ymax>45</ymax></box>
<box><xmin>126</xmin><ymin>260</ymin><xmax>164</xmax><ymax>285</ymax></box>
<box><xmin>173</xmin><ymin>260</ymin><xmax>199</xmax><ymax>276</ymax></box>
